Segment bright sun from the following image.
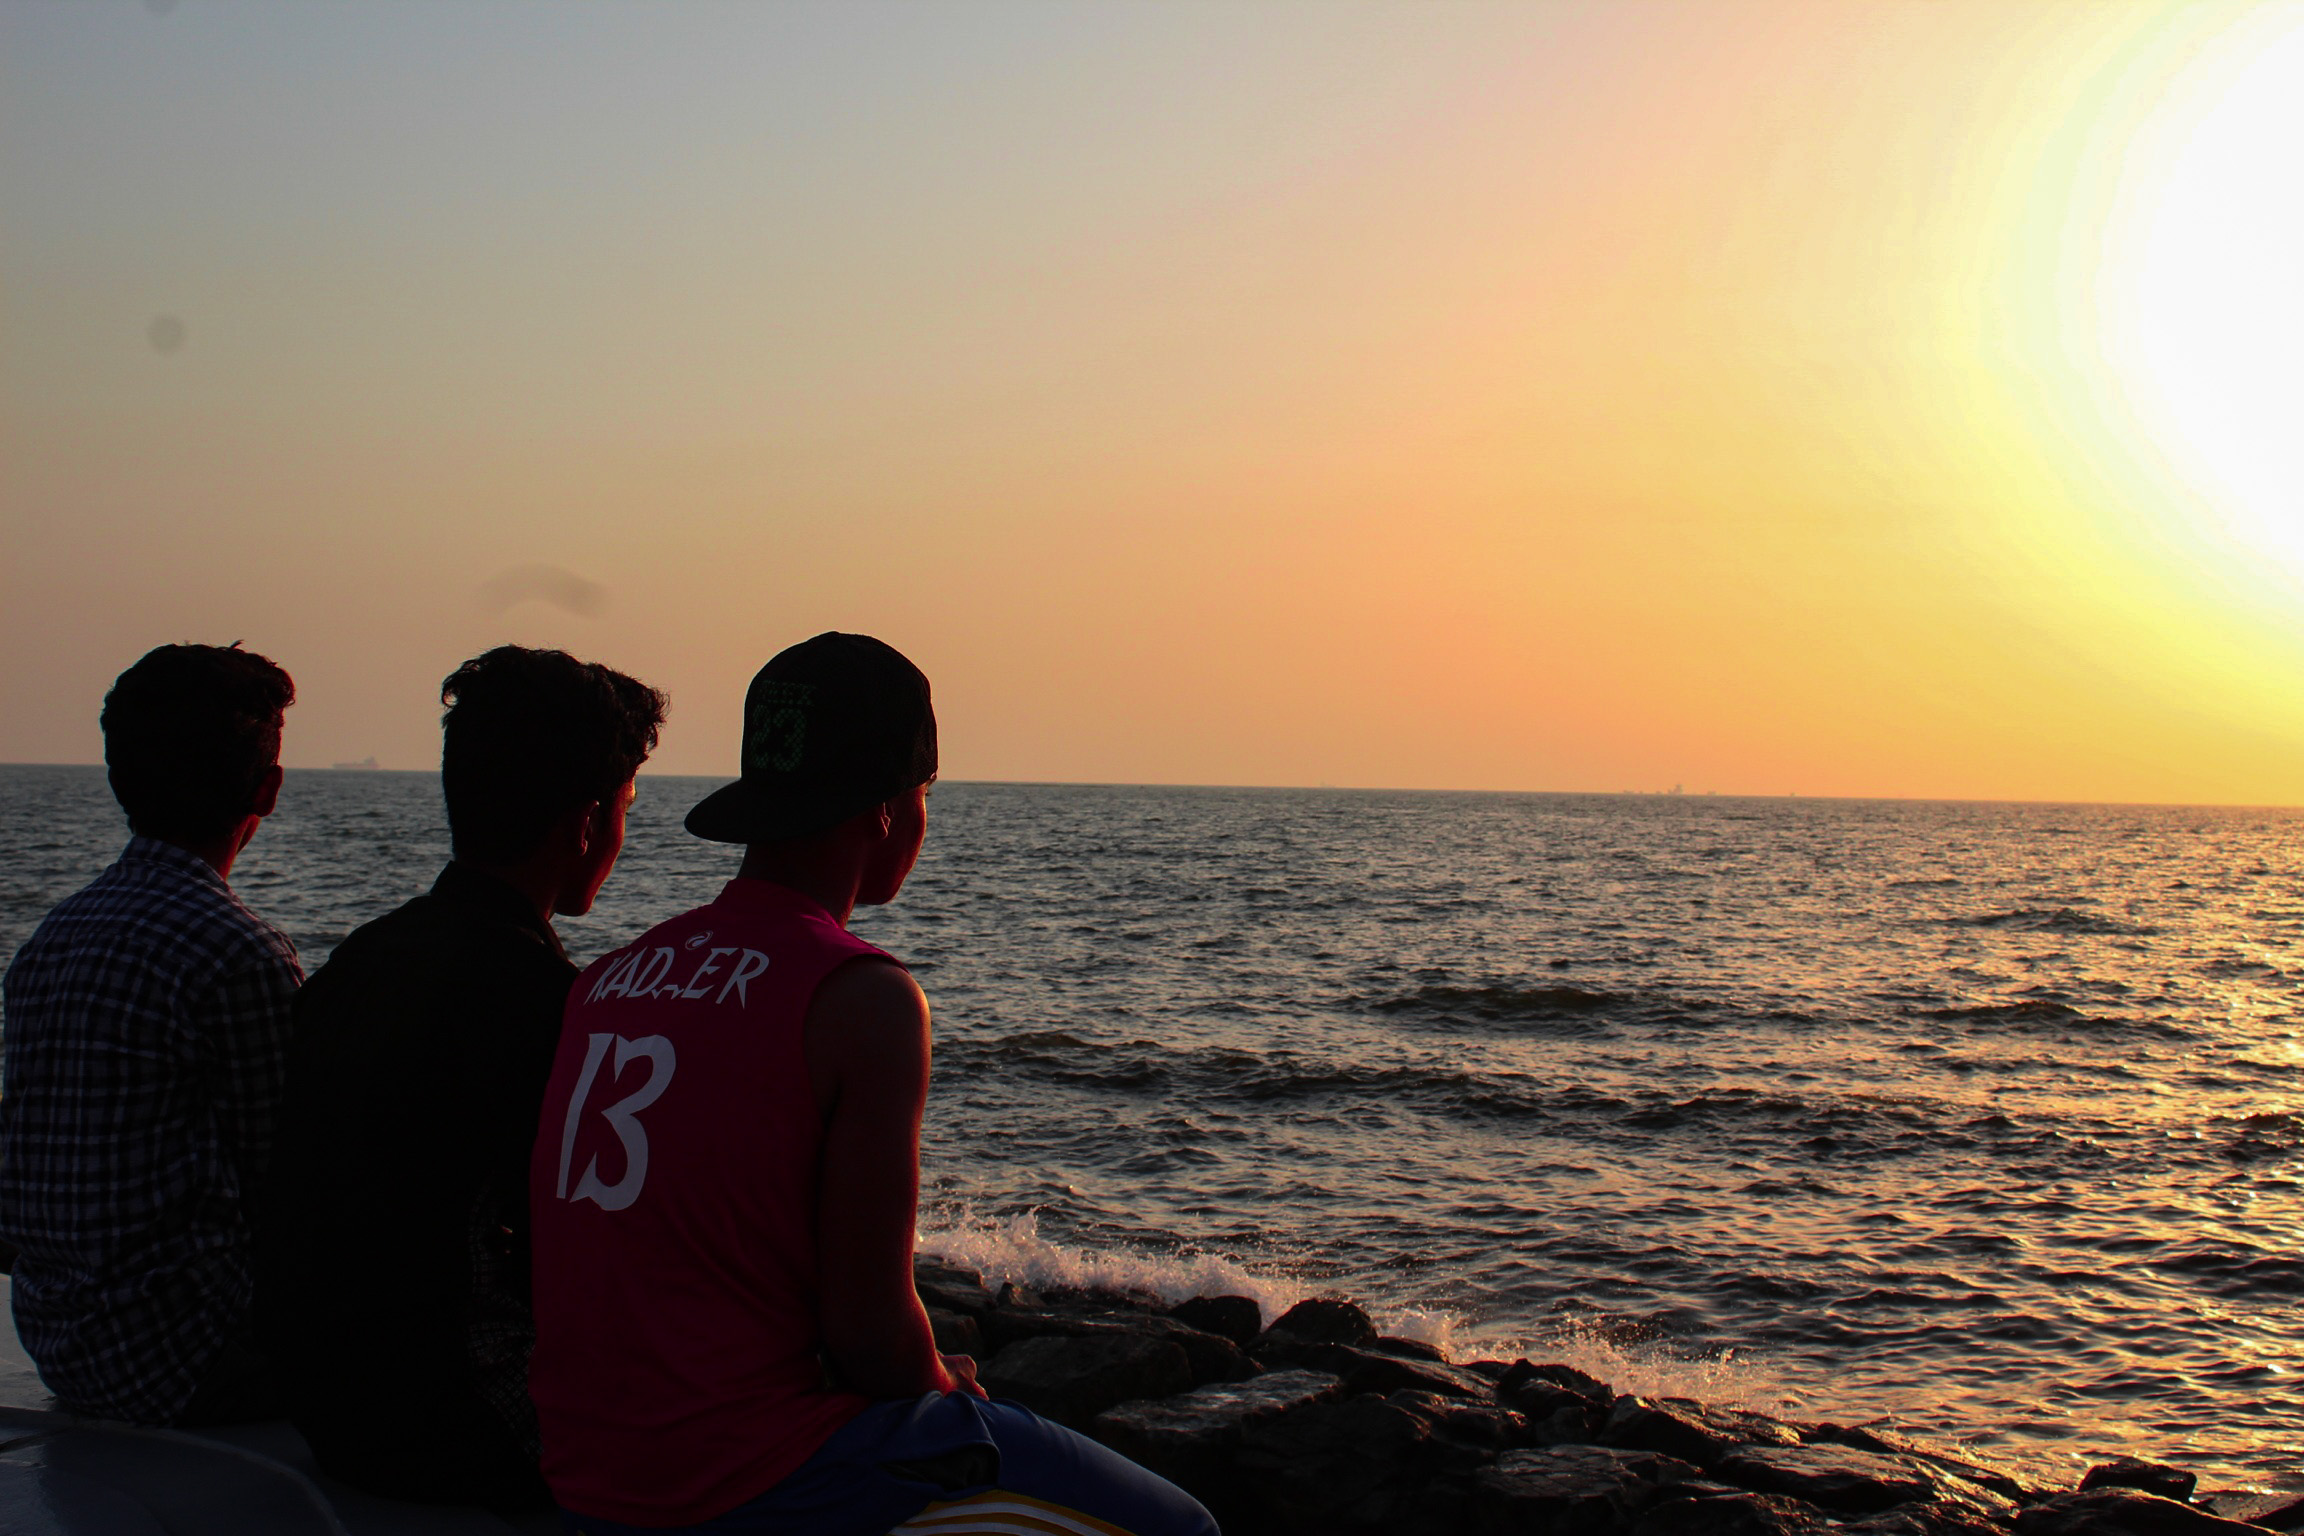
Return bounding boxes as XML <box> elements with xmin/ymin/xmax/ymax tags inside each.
<box><xmin>2106</xmin><ymin>10</ymin><xmax>2304</xmax><ymax>577</ymax></box>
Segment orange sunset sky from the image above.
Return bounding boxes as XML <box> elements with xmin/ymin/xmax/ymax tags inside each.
<box><xmin>5</xmin><ymin>1</ymin><xmax>2304</xmax><ymax>803</ymax></box>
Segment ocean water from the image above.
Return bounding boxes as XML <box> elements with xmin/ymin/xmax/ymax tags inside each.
<box><xmin>2</xmin><ymin>765</ymin><xmax>2299</xmax><ymax>1492</ymax></box>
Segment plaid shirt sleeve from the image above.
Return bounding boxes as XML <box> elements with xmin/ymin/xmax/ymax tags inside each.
<box><xmin>195</xmin><ymin>941</ymin><xmax>302</xmax><ymax>1214</ymax></box>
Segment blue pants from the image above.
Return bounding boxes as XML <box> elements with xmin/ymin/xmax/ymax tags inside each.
<box><xmin>561</xmin><ymin>1392</ymin><xmax>1218</xmax><ymax>1536</ymax></box>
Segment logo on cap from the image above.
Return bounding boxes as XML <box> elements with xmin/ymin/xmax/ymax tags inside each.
<box><xmin>746</xmin><ymin>682</ymin><xmax>814</xmax><ymax>776</ymax></box>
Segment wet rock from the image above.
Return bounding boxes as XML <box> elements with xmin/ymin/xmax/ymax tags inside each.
<box><xmin>1842</xmin><ymin>1508</ymin><xmax>2017</xmax><ymax>1536</ymax></box>
<box><xmin>995</xmin><ymin>1280</ymin><xmax>1043</xmax><ymax>1310</ymax></box>
<box><xmin>2081</xmin><ymin>1458</ymin><xmax>2197</xmax><ymax>1504</ymax></box>
<box><xmin>2016</xmin><ymin>1488</ymin><xmax>2269</xmax><ymax>1535</ymax></box>
<box><xmin>1630</xmin><ymin>1490</ymin><xmax>1835</xmax><ymax>1535</ymax></box>
<box><xmin>1811</xmin><ymin>1423</ymin><xmax>2029</xmax><ymax>1502</ymax></box>
<box><xmin>913</xmin><ymin>1257</ymin><xmax>996</xmax><ymax>1318</ymax></box>
<box><xmin>980</xmin><ymin>1333</ymin><xmax>1191</xmax><ymax>1429</ymax></box>
<box><xmin>1267</xmin><ymin>1297</ymin><xmax>1379</xmax><ymax>1347</ymax></box>
<box><xmin>1370</xmin><ymin>1335</ymin><xmax>1450</xmax><ymax>1363</ymax></box>
<box><xmin>1044</xmin><ymin>1283</ymin><xmax>1166</xmax><ymax>1313</ymax></box>
<box><xmin>1470</xmin><ymin>1444</ymin><xmax>1702</xmax><ymax>1534</ymax></box>
<box><xmin>924</xmin><ymin>1308</ymin><xmax>982</xmax><ymax>1356</ymax></box>
<box><xmin>1169</xmin><ymin>1294</ymin><xmax>1263</xmax><ymax>1347</ymax></box>
<box><xmin>1654</xmin><ymin>1480</ymin><xmax>1752</xmax><ymax>1502</ymax></box>
<box><xmin>1090</xmin><ymin>1368</ymin><xmax>1342</xmax><ymax>1507</ymax></box>
<box><xmin>1233</xmin><ymin>1392</ymin><xmax>1450</xmax><ymax>1535</ymax></box>
<box><xmin>2245</xmin><ymin>1494</ymin><xmax>2304</xmax><ymax>1534</ymax></box>
<box><xmin>982</xmin><ymin>1308</ymin><xmax>1254</xmax><ymax>1387</ymax></box>
<box><xmin>1601</xmin><ymin>1395</ymin><xmax>1800</xmax><ymax>1470</ymax></box>
<box><xmin>1716</xmin><ymin>1443</ymin><xmax>1942</xmax><ymax>1515</ymax></box>
<box><xmin>1250</xmin><ymin>1333</ymin><xmax>1493</xmax><ymax>1401</ymax></box>
<box><xmin>1385</xmin><ymin>1389</ymin><xmax>1530</xmax><ymax>1451</ymax></box>
<box><xmin>1495</xmin><ymin>1362</ymin><xmax>1608</xmax><ymax>1445</ymax></box>
<box><xmin>1464</xmin><ymin>1359</ymin><xmax>1516</xmax><ymax>1382</ymax></box>
<box><xmin>1499</xmin><ymin>1360</ymin><xmax>1615</xmax><ymax>1403</ymax></box>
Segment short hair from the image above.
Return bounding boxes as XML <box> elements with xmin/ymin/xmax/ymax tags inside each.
<box><xmin>102</xmin><ymin>643</ymin><xmax>296</xmax><ymax>843</ymax></box>
<box><xmin>440</xmin><ymin>647</ymin><xmax>668</xmax><ymax>863</ymax></box>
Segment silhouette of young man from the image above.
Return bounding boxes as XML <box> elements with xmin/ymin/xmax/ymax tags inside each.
<box><xmin>260</xmin><ymin>646</ymin><xmax>665</xmax><ymax>1507</ymax></box>
<box><xmin>0</xmin><ymin>643</ymin><xmax>301</xmax><ymax>1426</ymax></box>
<box><xmin>527</xmin><ymin>633</ymin><xmax>1216</xmax><ymax>1536</ymax></box>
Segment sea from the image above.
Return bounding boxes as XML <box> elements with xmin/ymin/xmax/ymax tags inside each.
<box><xmin>2</xmin><ymin>765</ymin><xmax>2298</xmax><ymax>1494</ymax></box>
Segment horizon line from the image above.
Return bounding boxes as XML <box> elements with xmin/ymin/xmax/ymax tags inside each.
<box><xmin>3</xmin><ymin>760</ymin><xmax>2300</xmax><ymax>815</ymax></box>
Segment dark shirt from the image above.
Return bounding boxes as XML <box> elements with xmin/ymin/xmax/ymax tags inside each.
<box><xmin>259</xmin><ymin>863</ymin><xmax>573</xmax><ymax>1504</ymax></box>
<box><xmin>0</xmin><ymin>837</ymin><xmax>301</xmax><ymax>1423</ymax></box>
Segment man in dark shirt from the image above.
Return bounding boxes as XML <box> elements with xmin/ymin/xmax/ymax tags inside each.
<box><xmin>0</xmin><ymin>644</ymin><xmax>300</xmax><ymax>1426</ymax></box>
<box><xmin>259</xmin><ymin>646</ymin><xmax>665</xmax><ymax>1507</ymax></box>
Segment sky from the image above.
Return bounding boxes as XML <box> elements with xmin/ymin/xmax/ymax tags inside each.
<box><xmin>5</xmin><ymin>0</ymin><xmax>2304</xmax><ymax>802</ymax></box>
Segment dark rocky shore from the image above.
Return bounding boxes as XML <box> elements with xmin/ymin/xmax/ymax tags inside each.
<box><xmin>915</xmin><ymin>1256</ymin><xmax>2304</xmax><ymax>1536</ymax></box>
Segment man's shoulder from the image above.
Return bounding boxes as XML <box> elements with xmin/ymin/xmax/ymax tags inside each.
<box><xmin>10</xmin><ymin>854</ymin><xmax>294</xmax><ymax>987</ymax></box>
<box><xmin>303</xmin><ymin>892</ymin><xmax>573</xmax><ymax>1017</ymax></box>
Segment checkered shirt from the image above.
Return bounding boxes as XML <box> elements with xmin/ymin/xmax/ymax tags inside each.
<box><xmin>0</xmin><ymin>836</ymin><xmax>302</xmax><ymax>1423</ymax></box>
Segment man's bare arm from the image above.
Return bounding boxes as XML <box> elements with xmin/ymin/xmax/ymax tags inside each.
<box><xmin>805</xmin><ymin>957</ymin><xmax>965</xmax><ymax>1398</ymax></box>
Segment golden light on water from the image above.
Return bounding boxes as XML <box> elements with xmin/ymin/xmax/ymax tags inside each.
<box><xmin>2104</xmin><ymin>6</ymin><xmax>2304</xmax><ymax>580</ymax></box>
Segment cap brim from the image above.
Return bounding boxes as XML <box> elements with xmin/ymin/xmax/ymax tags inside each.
<box><xmin>684</xmin><ymin>778</ymin><xmax>879</xmax><ymax>845</ymax></box>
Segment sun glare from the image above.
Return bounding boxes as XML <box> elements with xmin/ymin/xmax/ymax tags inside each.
<box><xmin>2105</xmin><ymin>9</ymin><xmax>2304</xmax><ymax>578</ymax></box>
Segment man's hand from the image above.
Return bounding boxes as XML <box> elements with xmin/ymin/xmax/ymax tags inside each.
<box><xmin>940</xmin><ymin>1352</ymin><xmax>986</xmax><ymax>1399</ymax></box>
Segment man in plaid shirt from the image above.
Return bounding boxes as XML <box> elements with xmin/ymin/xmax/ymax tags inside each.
<box><xmin>0</xmin><ymin>643</ymin><xmax>301</xmax><ymax>1425</ymax></box>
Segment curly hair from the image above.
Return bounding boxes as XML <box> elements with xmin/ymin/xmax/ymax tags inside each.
<box><xmin>440</xmin><ymin>647</ymin><xmax>668</xmax><ymax>863</ymax></box>
<box><xmin>102</xmin><ymin>643</ymin><xmax>296</xmax><ymax>843</ymax></box>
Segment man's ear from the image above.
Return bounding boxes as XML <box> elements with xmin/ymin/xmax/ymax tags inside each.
<box><xmin>250</xmin><ymin>763</ymin><xmax>285</xmax><ymax>819</ymax></box>
<box><xmin>572</xmin><ymin>800</ymin><xmax>604</xmax><ymax>856</ymax></box>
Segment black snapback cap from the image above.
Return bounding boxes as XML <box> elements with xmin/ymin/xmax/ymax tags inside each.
<box><xmin>685</xmin><ymin>633</ymin><xmax>937</xmax><ymax>845</ymax></box>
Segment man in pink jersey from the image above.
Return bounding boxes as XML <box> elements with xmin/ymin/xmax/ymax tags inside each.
<box><xmin>529</xmin><ymin>633</ymin><xmax>1216</xmax><ymax>1536</ymax></box>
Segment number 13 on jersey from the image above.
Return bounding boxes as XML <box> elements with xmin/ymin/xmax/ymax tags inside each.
<box><xmin>553</xmin><ymin>1033</ymin><xmax>677</xmax><ymax>1212</ymax></box>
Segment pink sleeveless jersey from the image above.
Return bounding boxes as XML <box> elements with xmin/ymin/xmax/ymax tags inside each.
<box><xmin>527</xmin><ymin>879</ymin><xmax>883</xmax><ymax>1526</ymax></box>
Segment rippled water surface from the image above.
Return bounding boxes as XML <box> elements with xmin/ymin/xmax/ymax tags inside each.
<box><xmin>4</xmin><ymin>766</ymin><xmax>2299</xmax><ymax>1491</ymax></box>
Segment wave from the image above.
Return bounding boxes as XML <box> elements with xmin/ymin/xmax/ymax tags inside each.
<box><xmin>1946</xmin><ymin>908</ymin><xmax>2157</xmax><ymax>936</ymax></box>
<box><xmin>1372</xmin><ymin>982</ymin><xmax>1623</xmax><ymax>1029</ymax></box>
<box><xmin>914</xmin><ymin>1210</ymin><xmax>1465</xmax><ymax>1351</ymax></box>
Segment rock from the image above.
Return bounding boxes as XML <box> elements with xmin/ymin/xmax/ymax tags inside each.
<box><xmin>1470</xmin><ymin>1444</ymin><xmax>1702</xmax><ymax>1534</ymax></box>
<box><xmin>1385</xmin><ymin>1390</ymin><xmax>1530</xmax><ymax>1451</ymax></box>
<box><xmin>2082</xmin><ymin>1458</ymin><xmax>2197</xmax><ymax>1504</ymax></box>
<box><xmin>1234</xmin><ymin>1392</ymin><xmax>1450</xmax><ymax>1534</ymax></box>
<box><xmin>913</xmin><ymin>1257</ymin><xmax>996</xmax><ymax>1318</ymax></box>
<box><xmin>1841</xmin><ymin>1509</ymin><xmax>2016</xmax><ymax>1536</ymax></box>
<box><xmin>1716</xmin><ymin>1443</ymin><xmax>1942</xmax><ymax>1515</ymax></box>
<box><xmin>1811</xmin><ymin>1422</ymin><xmax>2029</xmax><ymax>1502</ymax></box>
<box><xmin>2016</xmin><ymin>1488</ymin><xmax>2270</xmax><ymax>1535</ymax></box>
<box><xmin>1498</xmin><ymin>1360</ymin><xmax>1615</xmax><ymax>1403</ymax></box>
<box><xmin>1630</xmin><ymin>1491</ymin><xmax>1834</xmax><ymax>1535</ymax></box>
<box><xmin>1371</xmin><ymin>1335</ymin><xmax>1450</xmax><ymax>1363</ymax></box>
<box><xmin>1464</xmin><ymin>1359</ymin><xmax>1517</xmax><ymax>1382</ymax></box>
<box><xmin>1045</xmin><ymin>1283</ymin><xmax>1165</xmax><ymax>1313</ymax></box>
<box><xmin>1267</xmin><ymin>1296</ymin><xmax>1379</xmax><ymax>1347</ymax></box>
<box><xmin>980</xmin><ymin>1333</ymin><xmax>1191</xmax><ymax>1428</ymax></box>
<box><xmin>2246</xmin><ymin>1495</ymin><xmax>2304</xmax><ymax>1534</ymax></box>
<box><xmin>1601</xmin><ymin>1395</ymin><xmax>1799</xmax><ymax>1470</ymax></box>
<box><xmin>1251</xmin><ymin>1333</ymin><xmax>1495</xmax><ymax>1401</ymax></box>
<box><xmin>1090</xmin><ymin>1368</ymin><xmax>1343</xmax><ymax>1506</ymax></box>
<box><xmin>1170</xmin><ymin>1294</ymin><xmax>1264</xmax><ymax>1347</ymax></box>
<box><xmin>982</xmin><ymin>1307</ymin><xmax>1254</xmax><ymax>1387</ymax></box>
<box><xmin>1494</xmin><ymin>1362</ymin><xmax>1608</xmax><ymax>1445</ymax></box>
<box><xmin>924</xmin><ymin>1307</ymin><xmax>982</xmax><ymax>1356</ymax></box>
<box><xmin>995</xmin><ymin>1280</ymin><xmax>1043</xmax><ymax>1309</ymax></box>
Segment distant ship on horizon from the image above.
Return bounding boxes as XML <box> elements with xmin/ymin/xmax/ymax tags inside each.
<box><xmin>330</xmin><ymin>756</ymin><xmax>380</xmax><ymax>771</ymax></box>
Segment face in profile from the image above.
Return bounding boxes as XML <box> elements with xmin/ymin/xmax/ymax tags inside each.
<box><xmin>858</xmin><ymin>779</ymin><xmax>931</xmax><ymax>907</ymax></box>
<box><xmin>557</xmin><ymin>778</ymin><xmax>637</xmax><ymax>917</ymax></box>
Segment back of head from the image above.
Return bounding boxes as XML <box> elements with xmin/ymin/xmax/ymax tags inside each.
<box><xmin>441</xmin><ymin>646</ymin><xmax>670</xmax><ymax>864</ymax></box>
<box><xmin>684</xmin><ymin>632</ymin><xmax>936</xmax><ymax>847</ymax></box>
<box><xmin>103</xmin><ymin>643</ymin><xmax>296</xmax><ymax>843</ymax></box>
